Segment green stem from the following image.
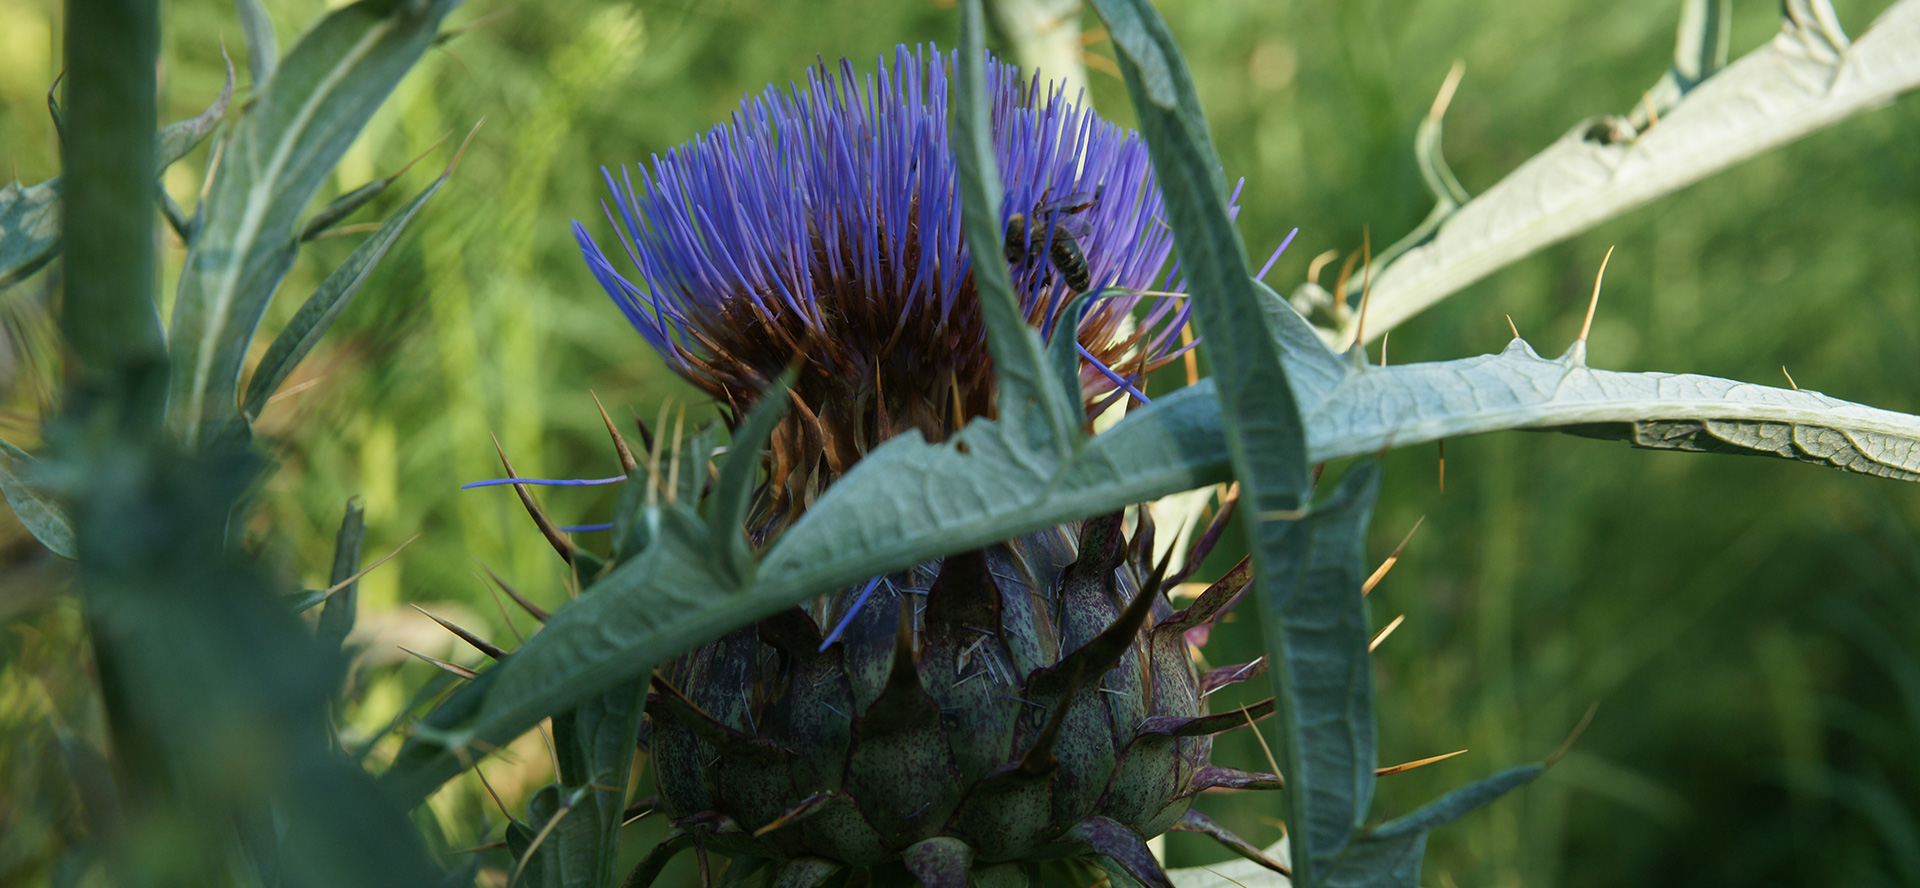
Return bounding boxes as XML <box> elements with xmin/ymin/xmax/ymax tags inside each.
<box><xmin>60</xmin><ymin>0</ymin><xmax>168</xmax><ymax>436</ymax></box>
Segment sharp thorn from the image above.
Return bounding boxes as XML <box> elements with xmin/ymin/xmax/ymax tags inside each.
<box><xmin>1333</xmin><ymin>246</ymin><xmax>1361</xmax><ymax>314</ymax></box>
<box><xmin>1376</xmin><ymin>748</ymin><xmax>1468</xmax><ymax>776</ymax></box>
<box><xmin>1200</xmin><ymin>656</ymin><xmax>1266</xmax><ymax>696</ymax></box>
<box><xmin>1578</xmin><ymin>245</ymin><xmax>1615</xmax><ymax>344</ymax></box>
<box><xmin>1176</xmin><ymin>323</ymin><xmax>1201</xmax><ymax>388</ymax></box>
<box><xmin>592</xmin><ymin>391</ymin><xmax>640</xmax><ymax>472</ymax></box>
<box><xmin>622</xmin><ymin>797</ymin><xmax>658</xmax><ymax>826</ymax></box>
<box><xmin>483</xmin><ymin>564</ymin><xmax>548</xmax><ymax>622</ymax></box>
<box><xmin>646</xmin><ymin>401</ymin><xmax>671</xmax><ymax>508</ymax></box>
<box><xmin>1369</xmin><ymin>614</ymin><xmax>1407</xmax><ymax>652</ymax></box>
<box><xmin>1351</xmin><ymin>226</ymin><xmax>1375</xmax><ymax>350</ymax></box>
<box><xmin>399</xmin><ymin>646</ymin><xmax>478</xmax><ymax>680</ymax></box>
<box><xmin>1428</xmin><ymin>60</ymin><xmax>1466</xmax><ymax>121</ymax></box>
<box><xmin>1362</xmin><ymin>516</ymin><xmax>1424</xmax><ymax>596</ymax></box>
<box><xmin>389</xmin><ymin>128</ymin><xmax>452</xmax><ymax>184</ymax></box>
<box><xmin>665</xmin><ymin>404</ymin><xmax>687</xmax><ymax>505</ymax></box>
<box><xmin>1782</xmin><ymin>366</ymin><xmax>1799</xmax><ymax>390</ymax></box>
<box><xmin>411</xmin><ymin>604</ymin><xmax>508</xmax><ymax>659</ymax></box>
<box><xmin>473</xmin><ymin>765</ymin><xmax>513</xmax><ymax>820</ymax></box>
<box><xmin>443</xmin><ymin>117</ymin><xmax>485</xmax><ymax>179</ymax></box>
<box><xmin>476</xmin><ymin>584</ymin><xmax>524</xmax><ymax>639</ymax></box>
<box><xmin>1306</xmin><ymin>248</ymin><xmax>1339</xmax><ymax>286</ymax></box>
<box><xmin>1506</xmin><ymin>314</ymin><xmax>1521</xmax><ymax>340</ymax></box>
<box><xmin>751</xmin><ymin>793</ymin><xmax>835</xmax><ymax>838</ymax></box>
<box><xmin>1242</xmin><ymin>706</ymin><xmax>1282</xmax><ymax>784</ymax></box>
<box><xmin>491</xmin><ymin>433</ymin><xmax>577</xmax><ymax>563</ymax></box>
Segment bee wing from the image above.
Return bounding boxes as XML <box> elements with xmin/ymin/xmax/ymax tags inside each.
<box><xmin>1040</xmin><ymin>188</ymin><xmax>1102</xmax><ymax>216</ymax></box>
<box><xmin>1054</xmin><ymin>216</ymin><xmax>1093</xmax><ymax>240</ymax></box>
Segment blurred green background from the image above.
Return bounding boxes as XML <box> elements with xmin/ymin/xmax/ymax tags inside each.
<box><xmin>3</xmin><ymin>0</ymin><xmax>1917</xmax><ymax>886</ymax></box>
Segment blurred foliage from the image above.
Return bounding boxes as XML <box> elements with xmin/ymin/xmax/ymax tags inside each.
<box><xmin>2</xmin><ymin>0</ymin><xmax>1916</xmax><ymax>886</ymax></box>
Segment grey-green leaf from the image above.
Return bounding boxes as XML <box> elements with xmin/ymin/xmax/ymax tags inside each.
<box><xmin>297</xmin><ymin>124</ymin><xmax>462</xmax><ymax>242</ymax></box>
<box><xmin>1320</xmin><ymin>764</ymin><xmax>1548</xmax><ymax>888</ymax></box>
<box><xmin>549</xmin><ymin>681</ymin><xmax>647</xmax><ymax>888</ymax></box>
<box><xmin>298</xmin><ymin>176</ymin><xmax>399</xmax><ymax>243</ymax></box>
<box><xmin>955</xmin><ymin>0</ymin><xmax>1079</xmax><ymax>455</ymax></box>
<box><xmin>708</xmin><ymin>371</ymin><xmax>792</xmax><ymax>585</ymax></box>
<box><xmin>1625</xmin><ymin>0</ymin><xmax>1730</xmax><ymax>133</ymax></box>
<box><xmin>1321</xmin><ymin>832</ymin><xmax>1424</xmax><ymax>888</ymax></box>
<box><xmin>1353</xmin><ymin>0</ymin><xmax>1920</xmax><ymax>341</ymax></box>
<box><xmin>1303</xmin><ymin>338</ymin><xmax>1920</xmax><ymax>481</ymax></box>
<box><xmin>1256</xmin><ymin>280</ymin><xmax>1348</xmax><ymax>410</ymax></box>
<box><xmin>1368</xmin><ymin>764</ymin><xmax>1546</xmax><ymax>841</ymax></box>
<box><xmin>1264</xmin><ymin>288</ymin><xmax>1920</xmax><ymax>481</ymax></box>
<box><xmin>241</xmin><ymin>167</ymin><xmax>449</xmax><ymax>423</ymax></box>
<box><xmin>0</xmin><ymin>438</ymin><xmax>76</xmax><ymax>559</ymax></box>
<box><xmin>1365</xmin><ymin>68</ymin><xmax>1469</xmax><ymax>277</ymax></box>
<box><xmin>1086</xmin><ymin>3</ymin><xmax>1321</xmax><ymax>879</ymax></box>
<box><xmin>1086</xmin><ymin>0</ymin><xmax>1309</xmax><ymax>513</ymax></box>
<box><xmin>1256</xmin><ymin>463</ymin><xmax>1381</xmax><ymax>884</ymax></box>
<box><xmin>1085</xmin><ymin>0</ymin><xmax>1174</xmax><ymax>108</ymax></box>
<box><xmin>234</xmin><ymin>0</ymin><xmax>279</xmax><ymax>87</ymax></box>
<box><xmin>157</xmin><ymin>49</ymin><xmax>235</xmax><ymax>172</ymax></box>
<box><xmin>167</xmin><ymin>0</ymin><xmax>463</xmax><ymax>446</ymax></box>
<box><xmin>1163</xmin><ymin>767</ymin><xmax>1542</xmax><ymax>888</ymax></box>
<box><xmin>504</xmin><ymin>784</ymin><xmax>601</xmax><ymax>888</ymax></box>
<box><xmin>0</xmin><ymin>178</ymin><xmax>60</xmax><ymax>294</ymax></box>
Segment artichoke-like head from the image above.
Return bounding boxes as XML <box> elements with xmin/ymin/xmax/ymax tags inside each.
<box><xmin>577</xmin><ymin>45</ymin><xmax>1278</xmax><ymax>888</ymax></box>
<box><xmin>576</xmin><ymin>45</ymin><xmax>1199</xmax><ymax>537</ymax></box>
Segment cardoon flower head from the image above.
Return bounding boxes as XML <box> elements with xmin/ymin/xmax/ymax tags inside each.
<box><xmin>572</xmin><ymin>47</ymin><xmax>1291</xmax><ymax>888</ymax></box>
<box><xmin>576</xmin><ymin>45</ymin><xmax>1225</xmax><ymax>527</ymax></box>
